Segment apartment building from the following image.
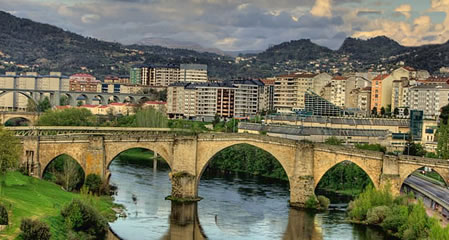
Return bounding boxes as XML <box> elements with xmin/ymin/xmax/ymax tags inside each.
<box><xmin>231</xmin><ymin>79</ymin><xmax>264</xmax><ymax>118</ymax></box>
<box><xmin>357</xmin><ymin>87</ymin><xmax>372</xmax><ymax>116</ymax></box>
<box><xmin>130</xmin><ymin>64</ymin><xmax>180</xmax><ymax>87</ymax></box>
<box><xmin>370</xmin><ymin>74</ymin><xmax>392</xmax><ymax>112</ymax></box>
<box><xmin>409</xmin><ymin>84</ymin><xmax>449</xmax><ymax>119</ymax></box>
<box><xmin>261</xmin><ymin>78</ymin><xmax>275</xmax><ymax>112</ymax></box>
<box><xmin>69</xmin><ymin>73</ymin><xmax>101</xmax><ymax>92</ymax></box>
<box><xmin>274</xmin><ymin>74</ymin><xmax>297</xmax><ymax>112</ymax></box>
<box><xmin>330</xmin><ymin>76</ymin><xmax>347</xmax><ymax>107</ymax></box>
<box><xmin>180</xmin><ymin>64</ymin><xmax>208</xmax><ymax>83</ymax></box>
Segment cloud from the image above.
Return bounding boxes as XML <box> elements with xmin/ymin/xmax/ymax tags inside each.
<box><xmin>310</xmin><ymin>0</ymin><xmax>332</xmax><ymax>17</ymax></box>
<box><xmin>394</xmin><ymin>4</ymin><xmax>412</xmax><ymax>19</ymax></box>
<box><xmin>81</xmin><ymin>14</ymin><xmax>100</xmax><ymax>24</ymax></box>
<box><xmin>356</xmin><ymin>10</ymin><xmax>382</xmax><ymax>17</ymax></box>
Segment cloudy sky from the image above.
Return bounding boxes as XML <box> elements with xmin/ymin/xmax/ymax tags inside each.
<box><xmin>1</xmin><ymin>0</ymin><xmax>449</xmax><ymax>51</ymax></box>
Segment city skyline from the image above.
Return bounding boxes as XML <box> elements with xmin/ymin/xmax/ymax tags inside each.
<box><xmin>1</xmin><ymin>0</ymin><xmax>448</xmax><ymax>51</ymax></box>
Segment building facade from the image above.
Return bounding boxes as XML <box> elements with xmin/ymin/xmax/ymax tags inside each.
<box><xmin>180</xmin><ymin>64</ymin><xmax>208</xmax><ymax>83</ymax></box>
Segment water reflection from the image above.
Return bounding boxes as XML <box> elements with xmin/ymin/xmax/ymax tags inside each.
<box><xmin>109</xmin><ymin>159</ymin><xmax>390</xmax><ymax>240</ymax></box>
<box><xmin>162</xmin><ymin>202</ymin><xmax>207</xmax><ymax>240</ymax></box>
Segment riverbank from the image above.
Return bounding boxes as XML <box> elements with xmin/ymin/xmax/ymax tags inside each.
<box><xmin>347</xmin><ymin>185</ymin><xmax>449</xmax><ymax>239</ymax></box>
<box><xmin>117</xmin><ymin>148</ymin><xmax>169</xmax><ymax>168</ymax></box>
<box><xmin>0</xmin><ymin>171</ymin><xmax>117</xmax><ymax>239</ymax></box>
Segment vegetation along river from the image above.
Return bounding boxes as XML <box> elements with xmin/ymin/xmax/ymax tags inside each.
<box><xmin>108</xmin><ymin>155</ymin><xmax>391</xmax><ymax>240</ymax></box>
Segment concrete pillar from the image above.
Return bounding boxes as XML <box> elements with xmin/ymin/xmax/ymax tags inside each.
<box><xmin>380</xmin><ymin>155</ymin><xmax>401</xmax><ymax>195</ymax></box>
<box><xmin>290</xmin><ymin>143</ymin><xmax>315</xmax><ymax>208</ymax></box>
<box><xmin>22</xmin><ymin>136</ymin><xmax>40</xmax><ymax>177</ymax></box>
<box><xmin>85</xmin><ymin>136</ymin><xmax>106</xmax><ymax>178</ymax></box>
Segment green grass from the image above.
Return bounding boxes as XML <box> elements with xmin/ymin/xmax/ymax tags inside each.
<box><xmin>0</xmin><ymin>172</ymin><xmax>116</xmax><ymax>239</ymax></box>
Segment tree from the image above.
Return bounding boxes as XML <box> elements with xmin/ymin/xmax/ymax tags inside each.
<box><xmin>404</xmin><ymin>141</ymin><xmax>426</xmax><ymax>157</ymax></box>
<box><xmin>440</xmin><ymin>104</ymin><xmax>449</xmax><ymax>124</ymax></box>
<box><xmin>135</xmin><ymin>108</ymin><xmax>168</xmax><ymax>128</ymax></box>
<box><xmin>380</xmin><ymin>107</ymin><xmax>386</xmax><ymax>116</ymax></box>
<box><xmin>371</xmin><ymin>107</ymin><xmax>377</xmax><ymax>116</ymax></box>
<box><xmin>324</xmin><ymin>136</ymin><xmax>344</xmax><ymax>145</ymax></box>
<box><xmin>60</xmin><ymin>95</ymin><xmax>70</xmax><ymax>106</ymax></box>
<box><xmin>77</xmin><ymin>101</ymin><xmax>83</xmax><ymax>107</ymax></box>
<box><xmin>26</xmin><ymin>98</ymin><xmax>37</xmax><ymax>112</ymax></box>
<box><xmin>437</xmin><ymin>122</ymin><xmax>449</xmax><ymax>159</ymax></box>
<box><xmin>393</xmin><ymin>108</ymin><xmax>399</xmax><ymax>117</ymax></box>
<box><xmin>37</xmin><ymin>108</ymin><xmax>97</xmax><ymax>126</ymax></box>
<box><xmin>37</xmin><ymin>97</ymin><xmax>51</xmax><ymax>113</ymax></box>
<box><xmin>0</xmin><ymin>127</ymin><xmax>22</xmax><ymax>176</ymax></box>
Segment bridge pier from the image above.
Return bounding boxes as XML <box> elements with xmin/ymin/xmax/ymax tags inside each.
<box><xmin>289</xmin><ymin>144</ymin><xmax>316</xmax><ymax>208</ymax></box>
<box><xmin>380</xmin><ymin>155</ymin><xmax>402</xmax><ymax>195</ymax></box>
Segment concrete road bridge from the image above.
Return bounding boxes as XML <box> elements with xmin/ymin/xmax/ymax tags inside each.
<box><xmin>0</xmin><ymin>88</ymin><xmax>151</xmax><ymax>107</ymax></box>
<box><xmin>11</xmin><ymin>126</ymin><xmax>449</xmax><ymax>207</ymax></box>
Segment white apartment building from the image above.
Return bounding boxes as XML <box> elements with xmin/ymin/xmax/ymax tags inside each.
<box><xmin>231</xmin><ymin>79</ymin><xmax>264</xmax><ymax>118</ymax></box>
<box><xmin>409</xmin><ymin>84</ymin><xmax>449</xmax><ymax>119</ymax></box>
<box><xmin>180</xmin><ymin>64</ymin><xmax>208</xmax><ymax>83</ymax></box>
<box><xmin>330</xmin><ymin>76</ymin><xmax>347</xmax><ymax>107</ymax></box>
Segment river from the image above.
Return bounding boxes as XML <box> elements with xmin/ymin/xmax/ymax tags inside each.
<box><xmin>108</xmin><ymin>159</ymin><xmax>391</xmax><ymax>240</ymax></box>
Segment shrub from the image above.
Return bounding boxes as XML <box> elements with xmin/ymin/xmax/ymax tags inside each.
<box><xmin>305</xmin><ymin>195</ymin><xmax>319</xmax><ymax>209</ymax></box>
<box><xmin>61</xmin><ymin>199</ymin><xmax>108</xmax><ymax>239</ymax></box>
<box><xmin>0</xmin><ymin>204</ymin><xmax>8</xmax><ymax>225</ymax></box>
<box><xmin>20</xmin><ymin>218</ymin><xmax>51</xmax><ymax>240</ymax></box>
<box><xmin>316</xmin><ymin>195</ymin><xmax>330</xmax><ymax>210</ymax></box>
<box><xmin>381</xmin><ymin>205</ymin><xmax>409</xmax><ymax>236</ymax></box>
<box><xmin>366</xmin><ymin>205</ymin><xmax>390</xmax><ymax>225</ymax></box>
<box><xmin>348</xmin><ymin>183</ymin><xmax>394</xmax><ymax>221</ymax></box>
<box><xmin>85</xmin><ymin>174</ymin><xmax>102</xmax><ymax>194</ymax></box>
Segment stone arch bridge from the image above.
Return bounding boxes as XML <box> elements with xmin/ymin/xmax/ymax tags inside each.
<box><xmin>0</xmin><ymin>112</ymin><xmax>39</xmax><ymax>125</ymax></box>
<box><xmin>15</xmin><ymin>127</ymin><xmax>449</xmax><ymax>207</ymax></box>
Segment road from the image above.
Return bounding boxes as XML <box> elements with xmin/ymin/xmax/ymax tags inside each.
<box><xmin>404</xmin><ymin>175</ymin><xmax>449</xmax><ymax>206</ymax></box>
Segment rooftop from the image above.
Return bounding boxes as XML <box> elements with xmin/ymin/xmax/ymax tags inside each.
<box><xmin>373</xmin><ymin>74</ymin><xmax>390</xmax><ymax>81</ymax></box>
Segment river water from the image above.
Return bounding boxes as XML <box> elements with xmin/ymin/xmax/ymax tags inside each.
<box><xmin>108</xmin><ymin>160</ymin><xmax>390</xmax><ymax>240</ymax></box>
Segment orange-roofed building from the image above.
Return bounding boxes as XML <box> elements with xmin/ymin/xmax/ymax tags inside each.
<box><xmin>69</xmin><ymin>73</ymin><xmax>101</xmax><ymax>92</ymax></box>
<box><xmin>370</xmin><ymin>74</ymin><xmax>392</xmax><ymax>112</ymax></box>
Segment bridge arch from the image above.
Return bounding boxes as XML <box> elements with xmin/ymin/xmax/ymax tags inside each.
<box><xmin>195</xmin><ymin>140</ymin><xmax>297</xmax><ymax>196</ymax></box>
<box><xmin>0</xmin><ymin>91</ymin><xmax>38</xmax><ymax>106</ymax></box>
<box><xmin>399</xmin><ymin>164</ymin><xmax>449</xmax><ymax>189</ymax></box>
<box><xmin>105</xmin><ymin>142</ymin><xmax>173</xmax><ymax>175</ymax></box>
<box><xmin>42</xmin><ymin>153</ymin><xmax>86</xmax><ymax>191</ymax></box>
<box><xmin>39</xmin><ymin>146</ymin><xmax>87</xmax><ymax>178</ymax></box>
<box><xmin>124</xmin><ymin>96</ymin><xmax>136</xmax><ymax>104</ymax></box>
<box><xmin>3</xmin><ymin>116</ymin><xmax>32</xmax><ymax>126</ymax></box>
<box><xmin>139</xmin><ymin>96</ymin><xmax>150</xmax><ymax>103</ymax></box>
<box><xmin>313</xmin><ymin>148</ymin><xmax>383</xmax><ymax>189</ymax></box>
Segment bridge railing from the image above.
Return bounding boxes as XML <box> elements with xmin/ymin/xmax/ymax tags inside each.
<box><xmin>6</xmin><ymin>126</ymin><xmax>193</xmax><ymax>136</ymax></box>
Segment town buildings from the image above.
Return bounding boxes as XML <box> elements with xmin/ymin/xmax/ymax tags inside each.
<box><xmin>179</xmin><ymin>64</ymin><xmax>208</xmax><ymax>83</ymax></box>
<box><xmin>69</xmin><ymin>73</ymin><xmax>101</xmax><ymax>92</ymax></box>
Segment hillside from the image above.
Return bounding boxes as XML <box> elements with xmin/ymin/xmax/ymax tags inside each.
<box><xmin>0</xmin><ymin>11</ymin><xmax>235</xmax><ymax>79</ymax></box>
<box><xmin>1</xmin><ymin>10</ymin><xmax>449</xmax><ymax>79</ymax></box>
<box><xmin>338</xmin><ymin>36</ymin><xmax>408</xmax><ymax>62</ymax></box>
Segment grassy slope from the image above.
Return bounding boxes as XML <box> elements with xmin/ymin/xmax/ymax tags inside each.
<box><xmin>0</xmin><ymin>172</ymin><xmax>115</xmax><ymax>240</ymax></box>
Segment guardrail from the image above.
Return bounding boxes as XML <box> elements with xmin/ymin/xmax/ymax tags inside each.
<box><xmin>6</xmin><ymin>126</ymin><xmax>192</xmax><ymax>136</ymax></box>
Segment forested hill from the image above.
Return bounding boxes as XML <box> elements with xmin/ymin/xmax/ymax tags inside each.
<box><xmin>1</xmin><ymin>10</ymin><xmax>449</xmax><ymax>79</ymax></box>
<box><xmin>0</xmin><ymin>11</ymin><xmax>236</xmax><ymax>79</ymax></box>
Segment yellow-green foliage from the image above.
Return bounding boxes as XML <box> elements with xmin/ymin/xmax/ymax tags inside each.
<box><xmin>0</xmin><ymin>172</ymin><xmax>115</xmax><ymax>239</ymax></box>
<box><xmin>348</xmin><ymin>183</ymin><xmax>448</xmax><ymax>239</ymax></box>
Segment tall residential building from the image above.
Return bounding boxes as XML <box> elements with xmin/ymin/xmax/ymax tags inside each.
<box><xmin>370</xmin><ymin>74</ymin><xmax>392</xmax><ymax>112</ymax></box>
<box><xmin>180</xmin><ymin>64</ymin><xmax>208</xmax><ymax>83</ymax></box>
<box><xmin>409</xmin><ymin>84</ymin><xmax>449</xmax><ymax>119</ymax></box>
<box><xmin>230</xmin><ymin>79</ymin><xmax>265</xmax><ymax>118</ymax></box>
<box><xmin>69</xmin><ymin>73</ymin><xmax>100</xmax><ymax>92</ymax></box>
<box><xmin>167</xmin><ymin>82</ymin><xmax>237</xmax><ymax>120</ymax></box>
<box><xmin>274</xmin><ymin>74</ymin><xmax>297</xmax><ymax>112</ymax></box>
<box><xmin>358</xmin><ymin>87</ymin><xmax>372</xmax><ymax>116</ymax></box>
<box><xmin>261</xmin><ymin>78</ymin><xmax>275</xmax><ymax>112</ymax></box>
<box><xmin>391</xmin><ymin>78</ymin><xmax>410</xmax><ymax>110</ymax></box>
<box><xmin>129</xmin><ymin>67</ymin><xmax>141</xmax><ymax>85</ymax></box>
<box><xmin>330</xmin><ymin>76</ymin><xmax>347</xmax><ymax>107</ymax></box>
